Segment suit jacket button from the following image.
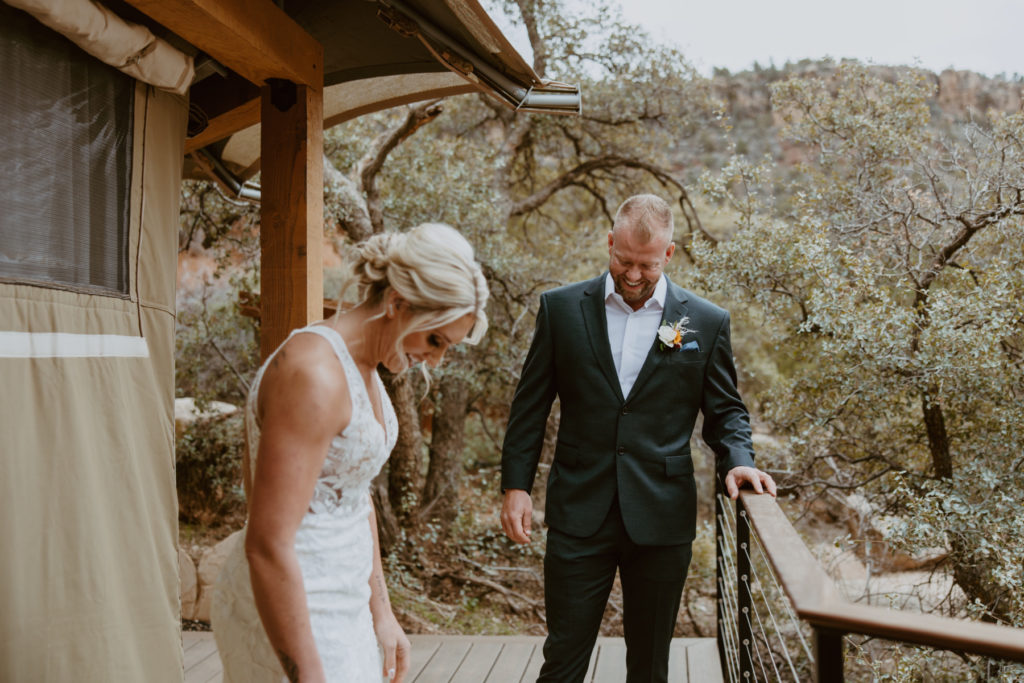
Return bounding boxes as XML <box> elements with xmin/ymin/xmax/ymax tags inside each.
<box><xmin>617</xmin><ymin>446</ymin><xmax>625</xmax><ymax>455</ymax></box>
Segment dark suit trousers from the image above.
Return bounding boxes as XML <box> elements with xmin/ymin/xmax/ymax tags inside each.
<box><xmin>538</xmin><ymin>496</ymin><xmax>692</xmax><ymax>683</ymax></box>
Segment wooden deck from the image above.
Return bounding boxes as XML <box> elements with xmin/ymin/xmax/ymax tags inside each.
<box><xmin>183</xmin><ymin>632</ymin><xmax>722</xmax><ymax>682</ymax></box>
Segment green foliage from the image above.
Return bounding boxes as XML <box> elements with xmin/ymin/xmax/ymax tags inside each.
<box><xmin>176</xmin><ymin>180</ymin><xmax>260</xmax><ymax>408</ymax></box>
<box><xmin>693</xmin><ymin>61</ymin><xmax>1024</xmax><ymax>628</ymax></box>
<box><xmin>176</xmin><ymin>412</ymin><xmax>246</xmax><ymax>526</ymax></box>
<box><xmin>175</xmin><ymin>286</ymin><xmax>259</xmax><ymax>408</ymax></box>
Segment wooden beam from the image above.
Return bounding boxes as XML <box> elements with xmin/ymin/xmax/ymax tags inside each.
<box><xmin>185</xmin><ymin>98</ymin><xmax>259</xmax><ymax>153</ymax></box>
<box><xmin>123</xmin><ymin>0</ymin><xmax>321</xmax><ymax>87</ymax></box>
<box><xmin>259</xmin><ymin>80</ymin><xmax>323</xmax><ymax>360</ymax></box>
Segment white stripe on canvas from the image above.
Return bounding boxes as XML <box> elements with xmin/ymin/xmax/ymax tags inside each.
<box><xmin>0</xmin><ymin>332</ymin><xmax>150</xmax><ymax>358</ymax></box>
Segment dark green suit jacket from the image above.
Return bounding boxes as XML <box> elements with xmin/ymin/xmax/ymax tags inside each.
<box><xmin>501</xmin><ymin>274</ymin><xmax>756</xmax><ymax>545</ymax></box>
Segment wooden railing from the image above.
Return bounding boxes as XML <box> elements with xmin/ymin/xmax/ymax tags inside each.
<box><xmin>716</xmin><ymin>488</ymin><xmax>1024</xmax><ymax>681</ymax></box>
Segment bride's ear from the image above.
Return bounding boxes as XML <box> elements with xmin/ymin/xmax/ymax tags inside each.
<box><xmin>385</xmin><ymin>291</ymin><xmax>407</xmax><ymax>318</ymax></box>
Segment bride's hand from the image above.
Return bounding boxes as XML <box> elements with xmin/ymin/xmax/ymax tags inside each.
<box><xmin>375</xmin><ymin>612</ymin><xmax>410</xmax><ymax>682</ymax></box>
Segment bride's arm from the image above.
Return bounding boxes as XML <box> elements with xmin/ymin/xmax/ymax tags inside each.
<box><xmin>368</xmin><ymin>504</ymin><xmax>411</xmax><ymax>681</ymax></box>
<box><xmin>245</xmin><ymin>336</ymin><xmax>350</xmax><ymax>683</ymax></box>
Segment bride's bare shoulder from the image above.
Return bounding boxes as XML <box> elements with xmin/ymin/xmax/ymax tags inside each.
<box><xmin>258</xmin><ymin>332</ymin><xmax>351</xmax><ymax>432</ymax></box>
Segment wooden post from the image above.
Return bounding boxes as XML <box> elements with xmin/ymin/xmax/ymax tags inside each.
<box><xmin>737</xmin><ymin>504</ymin><xmax>753</xmax><ymax>681</ymax></box>
<box><xmin>814</xmin><ymin>628</ymin><xmax>845</xmax><ymax>682</ymax></box>
<box><xmin>259</xmin><ymin>78</ymin><xmax>323</xmax><ymax>360</ymax></box>
<box><xmin>715</xmin><ymin>482</ymin><xmax>729</xmax><ymax>681</ymax></box>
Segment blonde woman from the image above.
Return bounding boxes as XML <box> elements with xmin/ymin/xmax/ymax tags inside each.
<box><xmin>212</xmin><ymin>224</ymin><xmax>489</xmax><ymax>683</ymax></box>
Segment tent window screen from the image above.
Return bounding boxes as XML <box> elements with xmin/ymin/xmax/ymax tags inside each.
<box><xmin>0</xmin><ymin>5</ymin><xmax>134</xmax><ymax>296</ymax></box>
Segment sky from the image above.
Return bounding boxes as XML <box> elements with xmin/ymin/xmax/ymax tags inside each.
<box><xmin>497</xmin><ymin>0</ymin><xmax>1024</xmax><ymax>79</ymax></box>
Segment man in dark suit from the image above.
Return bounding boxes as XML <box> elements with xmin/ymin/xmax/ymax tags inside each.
<box><xmin>500</xmin><ymin>194</ymin><xmax>776</xmax><ymax>682</ymax></box>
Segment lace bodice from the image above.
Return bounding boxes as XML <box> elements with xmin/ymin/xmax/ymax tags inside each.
<box><xmin>244</xmin><ymin>324</ymin><xmax>398</xmax><ymax>516</ymax></box>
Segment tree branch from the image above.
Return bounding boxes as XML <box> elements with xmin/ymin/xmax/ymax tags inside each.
<box><xmin>323</xmin><ymin>153</ymin><xmax>374</xmax><ymax>242</ymax></box>
<box><xmin>515</xmin><ymin>0</ymin><xmax>549</xmax><ymax>78</ymax></box>
<box><xmin>354</xmin><ymin>100</ymin><xmax>445</xmax><ymax>232</ymax></box>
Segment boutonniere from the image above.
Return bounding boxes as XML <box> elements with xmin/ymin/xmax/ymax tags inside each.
<box><xmin>657</xmin><ymin>317</ymin><xmax>694</xmax><ymax>352</ymax></box>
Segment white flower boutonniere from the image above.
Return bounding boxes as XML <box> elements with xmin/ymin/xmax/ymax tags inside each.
<box><xmin>657</xmin><ymin>317</ymin><xmax>693</xmax><ymax>351</ymax></box>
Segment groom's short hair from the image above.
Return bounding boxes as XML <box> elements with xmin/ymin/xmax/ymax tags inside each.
<box><xmin>612</xmin><ymin>194</ymin><xmax>673</xmax><ymax>243</ymax></box>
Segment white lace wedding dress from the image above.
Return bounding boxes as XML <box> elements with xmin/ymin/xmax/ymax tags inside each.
<box><xmin>211</xmin><ymin>325</ymin><xmax>397</xmax><ymax>683</ymax></box>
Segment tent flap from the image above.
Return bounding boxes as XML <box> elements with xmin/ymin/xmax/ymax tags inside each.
<box><xmin>4</xmin><ymin>0</ymin><xmax>194</xmax><ymax>95</ymax></box>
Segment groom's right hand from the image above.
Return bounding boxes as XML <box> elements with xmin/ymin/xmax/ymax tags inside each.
<box><xmin>500</xmin><ymin>489</ymin><xmax>533</xmax><ymax>543</ymax></box>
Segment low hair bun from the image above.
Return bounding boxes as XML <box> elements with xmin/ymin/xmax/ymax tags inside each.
<box><xmin>349</xmin><ymin>232</ymin><xmax>405</xmax><ymax>301</ymax></box>
<box><xmin>338</xmin><ymin>223</ymin><xmax>489</xmax><ymax>356</ymax></box>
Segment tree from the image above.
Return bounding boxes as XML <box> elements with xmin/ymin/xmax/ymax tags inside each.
<box><xmin>692</xmin><ymin>62</ymin><xmax>1024</xmax><ymax>625</ymax></box>
<box><xmin>339</xmin><ymin>0</ymin><xmax>723</xmax><ymax>552</ymax></box>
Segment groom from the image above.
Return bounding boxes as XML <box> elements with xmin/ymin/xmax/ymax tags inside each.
<box><xmin>500</xmin><ymin>194</ymin><xmax>775</xmax><ymax>682</ymax></box>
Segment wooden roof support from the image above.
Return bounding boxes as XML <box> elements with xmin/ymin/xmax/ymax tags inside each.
<box><xmin>122</xmin><ymin>0</ymin><xmax>322</xmax><ymax>87</ymax></box>
<box><xmin>259</xmin><ymin>79</ymin><xmax>324</xmax><ymax>360</ymax></box>
<box><xmin>184</xmin><ymin>99</ymin><xmax>259</xmax><ymax>154</ymax></box>
<box><xmin>122</xmin><ymin>0</ymin><xmax>327</xmax><ymax>359</ymax></box>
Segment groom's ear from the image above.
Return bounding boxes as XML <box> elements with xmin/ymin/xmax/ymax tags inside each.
<box><xmin>664</xmin><ymin>242</ymin><xmax>675</xmax><ymax>262</ymax></box>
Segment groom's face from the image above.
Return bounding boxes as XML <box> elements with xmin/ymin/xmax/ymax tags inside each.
<box><xmin>608</xmin><ymin>226</ymin><xmax>674</xmax><ymax>310</ymax></box>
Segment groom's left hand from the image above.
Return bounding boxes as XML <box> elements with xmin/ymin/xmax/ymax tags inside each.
<box><xmin>724</xmin><ymin>466</ymin><xmax>777</xmax><ymax>500</ymax></box>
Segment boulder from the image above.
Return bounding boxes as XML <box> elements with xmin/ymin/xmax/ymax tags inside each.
<box><xmin>179</xmin><ymin>547</ymin><xmax>198</xmax><ymax>620</ymax></box>
<box><xmin>842</xmin><ymin>494</ymin><xmax>947</xmax><ymax>572</ymax></box>
<box><xmin>174</xmin><ymin>397</ymin><xmax>238</xmax><ymax>440</ymax></box>
<box><xmin>194</xmin><ymin>530</ymin><xmax>243</xmax><ymax>622</ymax></box>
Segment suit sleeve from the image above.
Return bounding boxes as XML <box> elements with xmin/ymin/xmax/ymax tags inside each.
<box><xmin>700</xmin><ymin>311</ymin><xmax>757</xmax><ymax>481</ymax></box>
<box><xmin>501</xmin><ymin>294</ymin><xmax>558</xmax><ymax>494</ymax></box>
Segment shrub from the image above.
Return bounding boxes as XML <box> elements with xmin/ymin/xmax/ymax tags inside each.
<box><xmin>176</xmin><ymin>411</ymin><xmax>246</xmax><ymax>526</ymax></box>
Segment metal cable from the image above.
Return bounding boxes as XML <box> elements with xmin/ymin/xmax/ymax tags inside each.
<box><xmin>742</xmin><ymin>571</ymin><xmax>786</xmax><ymax>681</ymax></box>
<box><xmin>750</xmin><ymin>532</ymin><xmax>815</xmax><ymax>663</ymax></box>
<box><xmin>742</xmin><ymin>608</ymin><xmax>770</xmax><ymax>682</ymax></box>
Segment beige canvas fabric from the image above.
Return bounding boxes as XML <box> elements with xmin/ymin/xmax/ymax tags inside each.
<box><xmin>0</xmin><ymin>83</ymin><xmax>186</xmax><ymax>681</ymax></box>
<box><xmin>4</xmin><ymin>0</ymin><xmax>194</xmax><ymax>95</ymax></box>
<box><xmin>220</xmin><ymin>72</ymin><xmax>475</xmax><ymax>176</ymax></box>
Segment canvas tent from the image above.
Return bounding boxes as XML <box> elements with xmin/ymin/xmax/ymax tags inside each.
<box><xmin>0</xmin><ymin>1</ymin><xmax>577</xmax><ymax>680</ymax></box>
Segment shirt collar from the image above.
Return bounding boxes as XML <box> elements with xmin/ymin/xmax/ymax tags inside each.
<box><xmin>604</xmin><ymin>272</ymin><xmax>667</xmax><ymax>311</ymax></box>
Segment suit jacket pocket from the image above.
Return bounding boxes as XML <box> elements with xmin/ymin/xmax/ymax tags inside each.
<box><xmin>665</xmin><ymin>455</ymin><xmax>694</xmax><ymax>478</ymax></box>
<box><xmin>665</xmin><ymin>350</ymin><xmax>709</xmax><ymax>365</ymax></box>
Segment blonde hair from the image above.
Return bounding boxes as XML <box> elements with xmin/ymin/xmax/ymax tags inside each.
<box><xmin>342</xmin><ymin>223</ymin><xmax>489</xmax><ymax>366</ymax></box>
<box><xmin>612</xmin><ymin>194</ymin><xmax>674</xmax><ymax>243</ymax></box>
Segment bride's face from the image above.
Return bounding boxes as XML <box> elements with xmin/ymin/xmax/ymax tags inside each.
<box><xmin>383</xmin><ymin>311</ymin><xmax>476</xmax><ymax>372</ymax></box>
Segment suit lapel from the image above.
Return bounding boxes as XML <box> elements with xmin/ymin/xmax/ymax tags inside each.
<box><xmin>580</xmin><ymin>274</ymin><xmax>625</xmax><ymax>403</ymax></box>
<box><xmin>625</xmin><ymin>279</ymin><xmax>689</xmax><ymax>401</ymax></box>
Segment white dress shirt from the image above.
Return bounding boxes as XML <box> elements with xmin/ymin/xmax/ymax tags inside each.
<box><xmin>604</xmin><ymin>273</ymin><xmax>667</xmax><ymax>397</ymax></box>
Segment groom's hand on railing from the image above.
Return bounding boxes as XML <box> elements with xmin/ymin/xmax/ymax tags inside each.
<box><xmin>500</xmin><ymin>489</ymin><xmax>533</xmax><ymax>543</ymax></box>
<box><xmin>724</xmin><ymin>466</ymin><xmax>777</xmax><ymax>500</ymax></box>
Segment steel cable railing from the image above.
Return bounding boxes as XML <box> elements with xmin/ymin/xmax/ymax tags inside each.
<box><xmin>715</xmin><ymin>486</ymin><xmax>1024</xmax><ymax>681</ymax></box>
<box><xmin>717</xmin><ymin>488</ymin><xmax>815</xmax><ymax>682</ymax></box>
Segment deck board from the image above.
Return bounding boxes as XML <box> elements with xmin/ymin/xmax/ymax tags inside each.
<box><xmin>182</xmin><ymin>632</ymin><xmax>720</xmax><ymax>682</ymax></box>
<box><xmin>591</xmin><ymin>638</ymin><xmax>627</xmax><ymax>682</ymax></box>
<box><xmin>486</xmin><ymin>641</ymin><xmax>534</xmax><ymax>683</ymax></box>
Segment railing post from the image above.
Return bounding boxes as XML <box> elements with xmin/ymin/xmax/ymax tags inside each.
<box><xmin>715</xmin><ymin>484</ymin><xmax>727</xmax><ymax>680</ymax></box>
<box><xmin>814</xmin><ymin>627</ymin><xmax>844</xmax><ymax>682</ymax></box>
<box><xmin>737</xmin><ymin>500</ymin><xmax>753</xmax><ymax>681</ymax></box>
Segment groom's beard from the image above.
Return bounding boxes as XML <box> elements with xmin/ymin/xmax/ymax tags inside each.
<box><xmin>613</xmin><ymin>273</ymin><xmax>657</xmax><ymax>306</ymax></box>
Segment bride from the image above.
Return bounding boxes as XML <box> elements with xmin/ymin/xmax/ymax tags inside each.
<box><xmin>211</xmin><ymin>223</ymin><xmax>489</xmax><ymax>683</ymax></box>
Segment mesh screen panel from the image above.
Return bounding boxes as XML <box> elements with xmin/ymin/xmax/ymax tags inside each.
<box><xmin>0</xmin><ymin>4</ymin><xmax>133</xmax><ymax>295</ymax></box>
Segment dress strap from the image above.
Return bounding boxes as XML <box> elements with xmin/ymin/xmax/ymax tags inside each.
<box><xmin>292</xmin><ymin>325</ymin><xmax>353</xmax><ymax>369</ymax></box>
<box><xmin>291</xmin><ymin>325</ymin><xmax>368</xmax><ymax>410</ymax></box>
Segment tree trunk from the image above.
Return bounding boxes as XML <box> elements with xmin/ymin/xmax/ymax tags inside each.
<box><xmin>921</xmin><ymin>388</ymin><xmax>952</xmax><ymax>479</ymax></box>
<box><xmin>381</xmin><ymin>369</ymin><xmax>424</xmax><ymax>525</ymax></box>
<box><xmin>950</xmin><ymin>536</ymin><xmax>1013</xmax><ymax>624</ymax></box>
<box><xmin>419</xmin><ymin>373</ymin><xmax>470</xmax><ymax>533</ymax></box>
<box><xmin>921</xmin><ymin>389</ymin><xmax>1013</xmax><ymax>622</ymax></box>
<box><xmin>370</xmin><ymin>471</ymin><xmax>399</xmax><ymax>554</ymax></box>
